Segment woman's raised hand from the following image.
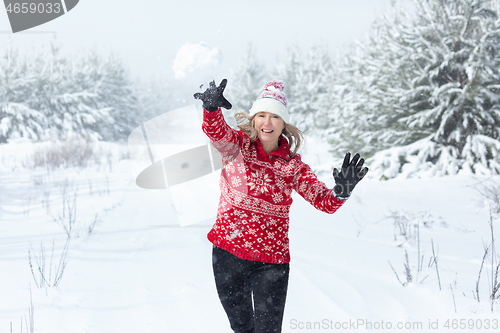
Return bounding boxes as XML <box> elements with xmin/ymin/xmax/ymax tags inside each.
<box><xmin>332</xmin><ymin>152</ymin><xmax>368</xmax><ymax>200</ymax></box>
<box><xmin>194</xmin><ymin>79</ymin><xmax>232</xmax><ymax>112</ymax></box>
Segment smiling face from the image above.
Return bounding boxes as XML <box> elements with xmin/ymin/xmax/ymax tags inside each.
<box><xmin>253</xmin><ymin>112</ymin><xmax>285</xmax><ymax>153</ymax></box>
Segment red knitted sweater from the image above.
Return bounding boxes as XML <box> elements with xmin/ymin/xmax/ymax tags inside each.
<box><xmin>203</xmin><ymin>109</ymin><xmax>345</xmax><ymax>264</ymax></box>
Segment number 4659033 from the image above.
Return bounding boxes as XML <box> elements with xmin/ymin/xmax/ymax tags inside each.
<box><xmin>5</xmin><ymin>2</ymin><xmax>62</xmax><ymax>14</ymax></box>
<box><xmin>443</xmin><ymin>319</ymin><xmax>498</xmax><ymax>330</ymax></box>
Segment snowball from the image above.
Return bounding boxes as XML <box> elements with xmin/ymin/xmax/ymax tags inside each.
<box><xmin>172</xmin><ymin>42</ymin><xmax>222</xmax><ymax>80</ymax></box>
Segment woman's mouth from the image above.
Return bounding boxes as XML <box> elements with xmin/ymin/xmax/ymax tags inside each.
<box><xmin>262</xmin><ymin>129</ymin><xmax>274</xmax><ymax>133</ymax></box>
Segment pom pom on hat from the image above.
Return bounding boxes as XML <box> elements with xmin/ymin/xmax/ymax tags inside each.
<box><xmin>249</xmin><ymin>80</ymin><xmax>290</xmax><ymax>123</ymax></box>
<box><xmin>264</xmin><ymin>80</ymin><xmax>285</xmax><ymax>93</ymax></box>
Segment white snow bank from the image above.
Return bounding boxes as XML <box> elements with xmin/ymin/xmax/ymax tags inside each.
<box><xmin>2</xmin><ymin>139</ymin><xmax>500</xmax><ymax>333</ymax></box>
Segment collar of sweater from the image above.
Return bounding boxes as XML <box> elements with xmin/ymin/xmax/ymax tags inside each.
<box><xmin>254</xmin><ymin>135</ymin><xmax>291</xmax><ymax>161</ymax></box>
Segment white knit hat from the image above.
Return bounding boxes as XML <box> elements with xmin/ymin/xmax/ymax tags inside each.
<box><xmin>248</xmin><ymin>80</ymin><xmax>290</xmax><ymax>123</ymax></box>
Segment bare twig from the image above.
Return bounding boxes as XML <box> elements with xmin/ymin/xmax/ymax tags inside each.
<box><xmin>51</xmin><ymin>187</ymin><xmax>78</xmax><ymax>237</ymax></box>
<box><xmin>389</xmin><ymin>260</ymin><xmax>407</xmax><ymax>286</ymax></box>
<box><xmin>489</xmin><ymin>209</ymin><xmax>499</xmax><ymax>311</ymax></box>
<box><xmin>449</xmin><ymin>284</ymin><xmax>457</xmax><ymax>313</ymax></box>
<box><xmin>404</xmin><ymin>250</ymin><xmax>413</xmax><ymax>284</ymax></box>
<box><xmin>419</xmin><ymin>274</ymin><xmax>429</xmax><ymax>283</ymax></box>
<box><xmin>389</xmin><ymin>250</ymin><xmax>413</xmax><ymax>287</ymax></box>
<box><xmin>10</xmin><ymin>286</ymin><xmax>35</xmax><ymax>333</ymax></box>
<box><xmin>450</xmin><ymin>276</ymin><xmax>458</xmax><ymax>314</ymax></box>
<box><xmin>431</xmin><ymin>239</ymin><xmax>441</xmax><ymax>291</ymax></box>
<box><xmin>492</xmin><ymin>262</ymin><xmax>500</xmax><ymax>301</ymax></box>
<box><xmin>27</xmin><ymin>286</ymin><xmax>34</xmax><ymax>333</ymax></box>
<box><xmin>28</xmin><ymin>236</ymin><xmax>71</xmax><ymax>288</ymax></box>
<box><xmin>88</xmin><ymin>213</ymin><xmax>99</xmax><ymax>236</ymax></box>
<box><xmin>476</xmin><ymin>244</ymin><xmax>490</xmax><ymax>303</ymax></box>
<box><xmin>417</xmin><ymin>222</ymin><xmax>422</xmax><ymax>272</ymax></box>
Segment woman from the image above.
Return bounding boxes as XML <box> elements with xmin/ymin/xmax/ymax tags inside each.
<box><xmin>194</xmin><ymin>79</ymin><xmax>367</xmax><ymax>333</ymax></box>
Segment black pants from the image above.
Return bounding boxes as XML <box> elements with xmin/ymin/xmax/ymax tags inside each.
<box><xmin>212</xmin><ymin>245</ymin><xmax>290</xmax><ymax>333</ymax></box>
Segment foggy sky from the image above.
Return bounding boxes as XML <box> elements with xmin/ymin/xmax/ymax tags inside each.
<box><xmin>0</xmin><ymin>0</ymin><xmax>413</xmax><ymax>82</ymax></box>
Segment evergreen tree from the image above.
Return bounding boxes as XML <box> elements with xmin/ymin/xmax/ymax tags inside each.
<box><xmin>321</xmin><ymin>48</ymin><xmax>364</xmax><ymax>154</ymax></box>
<box><xmin>38</xmin><ymin>45</ymin><xmax>110</xmax><ymax>141</ymax></box>
<box><xmin>91</xmin><ymin>52</ymin><xmax>139</xmax><ymax>141</ymax></box>
<box><xmin>0</xmin><ymin>43</ymin><xmax>47</xmax><ymax>143</ymax></box>
<box><xmin>273</xmin><ymin>44</ymin><xmax>334</xmax><ymax>134</ymax></box>
<box><xmin>329</xmin><ymin>0</ymin><xmax>500</xmax><ymax>178</ymax></box>
<box><xmin>226</xmin><ymin>43</ymin><xmax>267</xmax><ymax>114</ymax></box>
<box><xmin>290</xmin><ymin>45</ymin><xmax>333</xmax><ymax>133</ymax></box>
<box><xmin>59</xmin><ymin>50</ymin><xmax>112</xmax><ymax>141</ymax></box>
<box><xmin>135</xmin><ymin>77</ymin><xmax>186</xmax><ymax>124</ymax></box>
<box><xmin>0</xmin><ymin>44</ymin><xmax>140</xmax><ymax>143</ymax></box>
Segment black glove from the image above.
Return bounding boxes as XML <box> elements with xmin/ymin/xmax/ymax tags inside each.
<box><xmin>193</xmin><ymin>79</ymin><xmax>232</xmax><ymax>112</ymax></box>
<box><xmin>333</xmin><ymin>152</ymin><xmax>368</xmax><ymax>200</ymax></box>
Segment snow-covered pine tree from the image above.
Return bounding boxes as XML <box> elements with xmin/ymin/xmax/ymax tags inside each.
<box><xmin>224</xmin><ymin>43</ymin><xmax>267</xmax><ymax>128</ymax></box>
<box><xmin>37</xmin><ymin>46</ymin><xmax>114</xmax><ymax>141</ymax></box>
<box><xmin>0</xmin><ymin>43</ymin><xmax>47</xmax><ymax>143</ymax></box>
<box><xmin>273</xmin><ymin>44</ymin><xmax>301</xmax><ymax>103</ymax></box>
<box><xmin>91</xmin><ymin>52</ymin><xmax>139</xmax><ymax>141</ymax></box>
<box><xmin>324</xmin><ymin>12</ymin><xmax>413</xmax><ymax>158</ymax></box>
<box><xmin>322</xmin><ymin>47</ymin><xmax>367</xmax><ymax>155</ymax></box>
<box><xmin>135</xmin><ymin>77</ymin><xmax>186</xmax><ymax>124</ymax></box>
<box><xmin>272</xmin><ymin>44</ymin><xmax>333</xmax><ymax>134</ymax></box>
<box><xmin>290</xmin><ymin>45</ymin><xmax>333</xmax><ymax>134</ymax></box>
<box><xmin>0</xmin><ymin>44</ymin><xmax>140</xmax><ymax>143</ymax></box>
<box><xmin>227</xmin><ymin>43</ymin><xmax>267</xmax><ymax>114</ymax></box>
<box><xmin>330</xmin><ymin>0</ymin><xmax>500</xmax><ymax>178</ymax></box>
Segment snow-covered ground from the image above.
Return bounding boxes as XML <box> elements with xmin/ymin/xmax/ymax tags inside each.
<box><xmin>1</xmin><ymin>136</ymin><xmax>499</xmax><ymax>333</ymax></box>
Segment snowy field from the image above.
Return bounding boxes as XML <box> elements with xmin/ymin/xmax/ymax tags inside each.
<box><xmin>1</xmin><ymin>136</ymin><xmax>500</xmax><ymax>333</ymax></box>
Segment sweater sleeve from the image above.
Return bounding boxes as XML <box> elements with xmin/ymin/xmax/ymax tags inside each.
<box><xmin>202</xmin><ymin>108</ymin><xmax>244</xmax><ymax>162</ymax></box>
<box><xmin>292</xmin><ymin>160</ymin><xmax>345</xmax><ymax>214</ymax></box>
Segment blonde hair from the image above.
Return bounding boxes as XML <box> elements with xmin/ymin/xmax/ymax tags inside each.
<box><xmin>234</xmin><ymin>111</ymin><xmax>305</xmax><ymax>157</ymax></box>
